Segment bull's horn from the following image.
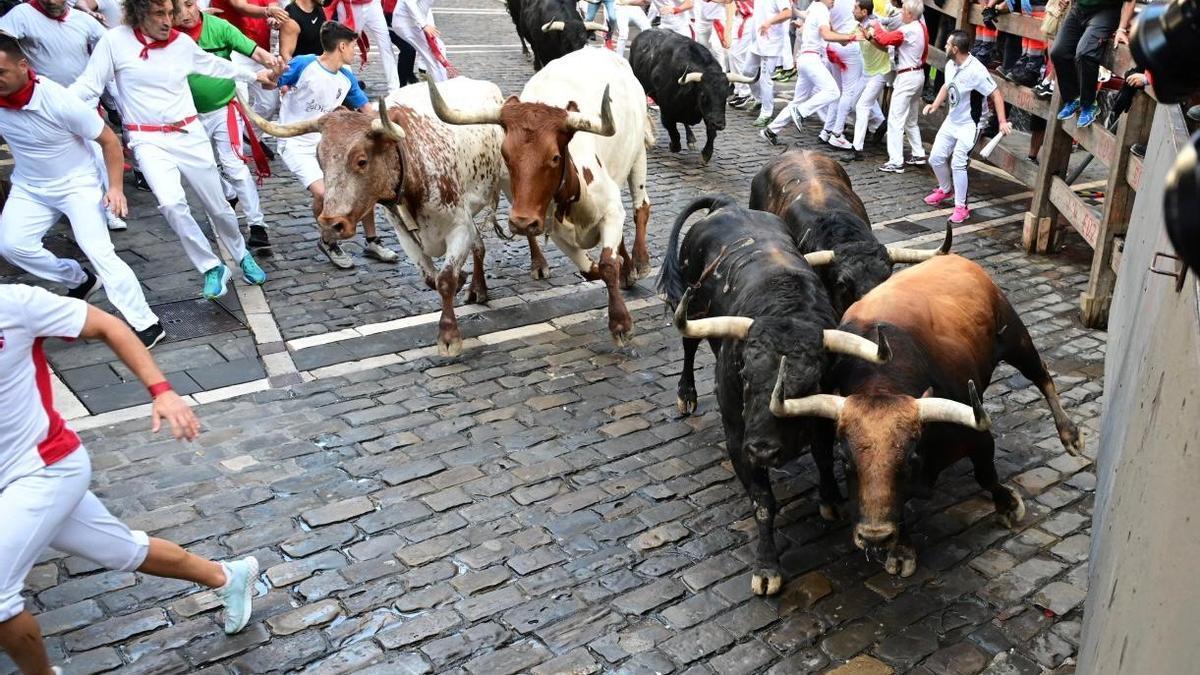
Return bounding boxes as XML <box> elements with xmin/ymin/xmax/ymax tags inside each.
<box><xmin>770</xmin><ymin>356</ymin><xmax>846</xmax><ymax>419</ymax></box>
<box><xmin>886</xmin><ymin>221</ymin><xmax>953</xmax><ymax>263</ymax></box>
<box><xmin>724</xmin><ymin>71</ymin><xmax>758</xmax><ymax>84</ymax></box>
<box><xmin>678</xmin><ymin>72</ymin><xmax>704</xmax><ymax>85</ymax></box>
<box><xmin>564</xmin><ymin>84</ymin><xmax>616</xmax><ymax>137</ymax></box>
<box><xmin>804</xmin><ymin>250</ymin><xmax>835</xmax><ymax>267</ymax></box>
<box><xmin>916</xmin><ymin>380</ymin><xmax>991</xmax><ymax>431</ymax></box>
<box><xmin>237</xmin><ymin>93</ymin><xmax>320</xmax><ymax>138</ymax></box>
<box><xmin>672</xmin><ymin>287</ymin><xmax>754</xmax><ymax>339</ymax></box>
<box><xmin>541</xmin><ymin>20</ymin><xmax>565</xmax><ymax>31</ymax></box>
<box><xmin>370</xmin><ymin>97</ymin><xmax>405</xmax><ymax>142</ymax></box>
<box><xmin>427</xmin><ymin>79</ymin><xmax>503</xmax><ymax>126</ymax></box>
<box><xmin>583</xmin><ymin>21</ymin><xmax>608</xmax><ymax>31</ymax></box>
<box><xmin>823</xmin><ymin>329</ymin><xmax>888</xmax><ymax>364</ymax></box>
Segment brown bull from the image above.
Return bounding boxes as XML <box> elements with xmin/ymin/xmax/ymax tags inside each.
<box><xmin>771</xmin><ymin>254</ymin><xmax>1082</xmax><ymax>576</ymax></box>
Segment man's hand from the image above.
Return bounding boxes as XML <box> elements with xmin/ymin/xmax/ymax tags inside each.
<box><xmin>266</xmin><ymin>4</ymin><xmax>290</xmax><ymax>21</ymax></box>
<box><xmin>999</xmin><ymin>120</ymin><xmax>1014</xmax><ymax>134</ymax></box>
<box><xmin>423</xmin><ymin>24</ymin><xmax>440</xmax><ymax>38</ymax></box>
<box><xmin>1127</xmin><ymin>72</ymin><xmax>1147</xmax><ymax>88</ymax></box>
<box><xmin>104</xmin><ymin>188</ymin><xmax>127</xmax><ymax>217</ymax></box>
<box><xmin>922</xmin><ymin>102</ymin><xmax>937</xmax><ymax>115</ymax></box>
<box><xmin>255</xmin><ymin>69</ymin><xmax>278</xmax><ymax>89</ymax></box>
<box><xmin>1114</xmin><ymin>26</ymin><xmax>1129</xmax><ymax>46</ymax></box>
<box><xmin>152</xmin><ymin>391</ymin><xmax>201</xmax><ymax>441</ymax></box>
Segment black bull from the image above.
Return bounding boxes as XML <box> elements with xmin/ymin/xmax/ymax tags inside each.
<box><xmin>518</xmin><ymin>0</ymin><xmax>602</xmax><ymax>70</ymax></box>
<box><xmin>658</xmin><ymin>194</ymin><xmax>887</xmax><ymax>596</ymax></box>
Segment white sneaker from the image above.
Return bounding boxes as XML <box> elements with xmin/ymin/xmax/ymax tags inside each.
<box><xmin>827</xmin><ymin>134</ymin><xmax>853</xmax><ymax>150</ymax></box>
<box><xmin>818</xmin><ymin>129</ymin><xmax>831</xmax><ymax>143</ymax></box>
<box><xmin>105</xmin><ymin>209</ymin><xmax>127</xmax><ymax>231</ymax></box>
<box><xmin>364</xmin><ymin>239</ymin><xmax>399</xmax><ymax>263</ymax></box>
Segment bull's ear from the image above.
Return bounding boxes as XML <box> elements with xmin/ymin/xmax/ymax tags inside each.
<box><xmin>920</xmin><ymin>387</ymin><xmax>934</xmax><ymax>399</ymax></box>
<box><xmin>504</xmin><ymin>95</ymin><xmax>521</xmax><ymax>106</ymax></box>
<box><xmin>566</xmin><ymin>100</ymin><xmax>580</xmax><ymax>113</ymax></box>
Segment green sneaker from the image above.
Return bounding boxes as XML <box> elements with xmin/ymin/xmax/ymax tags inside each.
<box><xmin>752</xmin><ymin>114</ymin><xmax>771</xmax><ymax>128</ymax></box>
<box><xmin>215</xmin><ymin>556</ymin><xmax>259</xmax><ymax>634</ymax></box>
<box><xmin>239</xmin><ymin>253</ymin><xmax>267</xmax><ymax>285</ymax></box>
<box><xmin>203</xmin><ymin>264</ymin><xmax>231</xmax><ymax>300</ymax></box>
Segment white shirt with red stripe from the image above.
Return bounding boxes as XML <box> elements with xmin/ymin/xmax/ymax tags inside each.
<box><xmin>0</xmin><ymin>78</ymin><xmax>104</xmax><ymax>187</ymax></box>
<box><xmin>0</xmin><ymin>4</ymin><xmax>105</xmax><ymax>86</ymax></box>
<box><xmin>0</xmin><ymin>284</ymin><xmax>87</xmax><ymax>488</ymax></box>
<box><xmin>799</xmin><ymin>0</ymin><xmax>831</xmax><ymax>54</ymax></box>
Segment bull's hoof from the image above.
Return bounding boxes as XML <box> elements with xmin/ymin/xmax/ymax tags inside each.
<box><xmin>668</xmin><ymin>142</ymin><xmax>681</xmax><ymax>153</ymax></box>
<box><xmin>467</xmin><ymin>288</ymin><xmax>488</xmax><ymax>305</ymax></box>
<box><xmin>620</xmin><ymin>270</ymin><xmax>638</xmax><ymax>290</ymax></box>
<box><xmin>750</xmin><ymin>569</ymin><xmax>783</xmax><ymax>596</ymax></box>
<box><xmin>610</xmin><ymin>324</ymin><xmax>633</xmax><ymax>349</ymax></box>
<box><xmin>423</xmin><ymin>275</ymin><xmax>437</xmax><ymax>291</ymax></box>
<box><xmin>676</xmin><ymin>393</ymin><xmax>697</xmax><ymax>416</ymax></box>
<box><xmin>437</xmin><ymin>335</ymin><xmax>463</xmax><ymax>358</ymax></box>
<box><xmin>1060</xmin><ymin>423</ymin><xmax>1084</xmax><ymax>456</ymax></box>
<box><xmin>884</xmin><ymin>544</ymin><xmax>917</xmax><ymax>578</ymax></box>
<box><xmin>530</xmin><ymin>263</ymin><xmax>551</xmax><ymax>280</ymax></box>
<box><xmin>819</xmin><ymin>502</ymin><xmax>841</xmax><ymax>522</ymax></box>
<box><xmin>997</xmin><ymin>485</ymin><xmax>1026</xmax><ymax>529</ymax></box>
<box><xmin>699</xmin><ymin>153</ymin><xmax>712</xmax><ymax>167</ymax></box>
<box><xmin>687</xmin><ymin>140</ymin><xmax>697</xmax><ymax>151</ymax></box>
<box><xmin>634</xmin><ymin>259</ymin><xmax>652</xmax><ymax>280</ymax></box>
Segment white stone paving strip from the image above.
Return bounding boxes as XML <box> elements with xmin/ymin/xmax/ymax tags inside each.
<box><xmin>218</xmin><ymin>248</ymin><xmax>300</xmax><ymax>379</ymax></box>
<box><xmin>53</xmin><ymin>372</ymin><xmax>89</xmax><ymax>421</ymax></box>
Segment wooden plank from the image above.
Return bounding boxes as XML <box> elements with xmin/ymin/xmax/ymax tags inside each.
<box><xmin>974</xmin><ymin>134</ymin><xmax>1040</xmax><ymax>188</ymax></box>
<box><xmin>1127</xmin><ymin>154</ymin><xmax>1143</xmax><ymax>192</ymax></box>
<box><xmin>1049</xmin><ymin>175</ymin><xmax>1102</xmax><ymax>248</ymax></box>
<box><xmin>1023</xmin><ymin>84</ymin><xmax>1073</xmax><ymax>253</ymax></box>
<box><xmin>966</xmin><ymin>6</ymin><xmax>1046</xmax><ymax>40</ymax></box>
<box><xmin>928</xmin><ymin>45</ymin><xmax>948</xmax><ymax>71</ymax></box>
<box><xmin>924</xmin><ymin>0</ymin><xmax>962</xmax><ymax>21</ymax></box>
<box><xmin>1064</xmin><ymin>118</ymin><xmax>1118</xmax><ymax>168</ymax></box>
<box><xmin>992</xmin><ymin>76</ymin><xmax>1051</xmax><ymax>121</ymax></box>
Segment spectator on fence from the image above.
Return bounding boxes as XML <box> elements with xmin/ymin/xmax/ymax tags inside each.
<box><xmin>1049</xmin><ymin>0</ymin><xmax>1135</xmax><ymax>128</ymax></box>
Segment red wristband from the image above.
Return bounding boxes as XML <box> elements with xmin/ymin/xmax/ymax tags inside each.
<box><xmin>148</xmin><ymin>381</ymin><xmax>173</xmax><ymax>398</ymax></box>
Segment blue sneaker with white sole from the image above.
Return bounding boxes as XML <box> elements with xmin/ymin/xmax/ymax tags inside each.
<box><xmin>216</xmin><ymin>556</ymin><xmax>258</xmax><ymax>634</ymax></box>
<box><xmin>202</xmin><ymin>264</ymin><xmax>231</xmax><ymax>300</ymax></box>
<box><xmin>239</xmin><ymin>253</ymin><xmax>267</xmax><ymax>285</ymax></box>
<box><xmin>1056</xmin><ymin>98</ymin><xmax>1081</xmax><ymax>121</ymax></box>
<box><xmin>1077</xmin><ymin>102</ymin><xmax>1100</xmax><ymax>128</ymax></box>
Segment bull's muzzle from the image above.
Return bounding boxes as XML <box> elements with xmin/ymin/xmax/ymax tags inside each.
<box><xmin>508</xmin><ymin>214</ymin><xmax>544</xmax><ymax>237</ymax></box>
<box><xmin>317</xmin><ymin>215</ymin><xmax>357</xmax><ymax>239</ymax></box>
<box><xmin>853</xmin><ymin>522</ymin><xmax>897</xmax><ymax>549</ymax></box>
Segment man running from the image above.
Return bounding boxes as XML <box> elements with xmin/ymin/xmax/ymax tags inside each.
<box><xmin>175</xmin><ymin>0</ymin><xmax>282</xmax><ymax>256</ymax></box>
<box><xmin>870</xmin><ymin>0</ymin><xmax>927</xmax><ymax>173</ymax></box>
<box><xmin>325</xmin><ymin>0</ymin><xmax>401</xmax><ymax>94</ymax></box>
<box><xmin>275</xmin><ymin>21</ymin><xmax>398</xmax><ymax>269</ymax></box>
<box><xmin>70</xmin><ymin>0</ymin><xmax>274</xmax><ymax>301</ymax></box>
<box><xmin>0</xmin><ymin>284</ymin><xmax>258</xmax><ymax>674</ymax></box>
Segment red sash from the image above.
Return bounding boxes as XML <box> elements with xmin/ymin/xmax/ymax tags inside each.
<box><xmin>133</xmin><ymin>28</ymin><xmax>180</xmax><ymax>60</ymax></box>
<box><xmin>227</xmin><ymin>99</ymin><xmax>272</xmax><ymax>183</ymax></box>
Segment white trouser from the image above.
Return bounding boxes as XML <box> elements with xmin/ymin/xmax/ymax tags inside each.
<box><xmin>851</xmin><ymin>72</ymin><xmax>887</xmax><ymax>150</ymax></box>
<box><xmin>0</xmin><ymin>174</ymin><xmax>158</xmax><ymax>331</ymax></box>
<box><xmin>342</xmin><ymin>0</ymin><xmax>401</xmax><ymax>92</ymax></box>
<box><xmin>616</xmin><ymin>5</ymin><xmax>651</xmax><ymax>56</ymax></box>
<box><xmin>887</xmin><ymin>69</ymin><xmax>925</xmax><ymax>165</ymax></box>
<box><xmin>0</xmin><ymin>448</ymin><xmax>149</xmax><ymax>622</ymax></box>
<box><xmin>659</xmin><ymin>13</ymin><xmax>690</xmax><ymax>37</ymax></box>
<box><xmin>200</xmin><ymin>106</ymin><xmax>266</xmax><ymax>229</ymax></box>
<box><xmin>930</xmin><ymin>121</ymin><xmax>977</xmax><ymax>207</ymax></box>
<box><xmin>769</xmin><ymin>51</ymin><xmax>839</xmax><ymax>134</ymax></box>
<box><xmin>742</xmin><ymin>53</ymin><xmax>781</xmax><ymax>116</ymax></box>
<box><xmin>232</xmin><ymin>52</ymin><xmax>278</xmax><ymax>120</ymax></box>
<box><xmin>391</xmin><ymin>9</ymin><xmax>447</xmax><ymax>82</ymax></box>
<box><xmin>727</xmin><ymin>28</ymin><xmax>752</xmax><ymax>97</ymax></box>
<box><xmin>780</xmin><ymin>31</ymin><xmax>794</xmax><ymax>70</ymax></box>
<box><xmin>826</xmin><ymin>42</ymin><xmax>863</xmax><ymax>135</ymax></box>
<box><xmin>692</xmin><ymin>18</ymin><xmax>724</xmax><ymax>61</ymax></box>
<box><xmin>129</xmin><ymin>122</ymin><xmax>248</xmax><ymax>274</ymax></box>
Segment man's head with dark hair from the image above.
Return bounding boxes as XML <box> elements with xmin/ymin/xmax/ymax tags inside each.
<box><xmin>320</xmin><ymin>20</ymin><xmax>358</xmax><ymax>54</ymax></box>
<box><xmin>854</xmin><ymin>0</ymin><xmax>873</xmax><ymax>20</ymax></box>
<box><xmin>123</xmin><ymin>0</ymin><xmax>177</xmax><ymax>38</ymax></box>
<box><xmin>0</xmin><ymin>32</ymin><xmax>30</xmax><ymax>97</ymax></box>
<box><xmin>946</xmin><ymin>29</ymin><xmax>972</xmax><ymax>59</ymax></box>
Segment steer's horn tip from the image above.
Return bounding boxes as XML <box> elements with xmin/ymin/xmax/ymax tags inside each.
<box><xmin>968</xmin><ymin>380</ymin><xmax>991</xmax><ymax>430</ymax></box>
<box><xmin>673</xmin><ymin>287</ymin><xmax>693</xmax><ymax>332</ymax></box>
<box><xmin>874</xmin><ymin>325</ymin><xmax>891</xmax><ymax>363</ymax></box>
<box><xmin>939</xmin><ymin>220</ymin><xmax>953</xmax><ymax>255</ymax></box>
<box><xmin>770</xmin><ymin>356</ymin><xmax>788</xmax><ymax>415</ymax></box>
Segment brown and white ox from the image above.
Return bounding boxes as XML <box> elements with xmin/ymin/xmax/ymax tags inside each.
<box><xmin>242</xmin><ymin>80</ymin><xmax>550</xmax><ymax>357</ymax></box>
<box><xmin>428</xmin><ymin>47</ymin><xmax>655</xmax><ymax>346</ymax></box>
<box><xmin>769</xmin><ymin>254</ymin><xmax>1083</xmax><ymax>577</ymax></box>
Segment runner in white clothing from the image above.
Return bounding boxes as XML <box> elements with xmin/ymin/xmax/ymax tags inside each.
<box><xmin>692</xmin><ymin>0</ymin><xmax>731</xmax><ymax>59</ymax></box>
<box><xmin>922</xmin><ymin>29</ymin><xmax>1011</xmax><ymax>223</ymax></box>
<box><xmin>613</xmin><ymin>0</ymin><xmax>652</xmax><ymax>57</ymax></box>
<box><xmin>69</xmin><ymin>0</ymin><xmax>275</xmax><ymax>301</ymax></box>
<box><xmin>0</xmin><ymin>37</ymin><xmax>164</xmax><ymax>347</ymax></box>
<box><xmin>390</xmin><ymin>0</ymin><xmax>453</xmax><ymax>82</ymax></box>
<box><xmin>0</xmin><ymin>285</ymin><xmax>259</xmax><ymax>675</ymax></box>
<box><xmin>870</xmin><ymin>0</ymin><xmax>927</xmax><ymax>172</ymax></box>
<box><xmin>822</xmin><ymin>0</ymin><xmax>864</xmax><ymax>148</ymax></box>
<box><xmin>652</xmin><ymin>0</ymin><xmax>693</xmax><ymax>36</ymax></box>
<box><xmin>743</xmin><ymin>0</ymin><xmax>791</xmax><ymax>125</ymax></box>
<box><xmin>326</xmin><ymin>0</ymin><xmax>401</xmax><ymax>94</ymax></box>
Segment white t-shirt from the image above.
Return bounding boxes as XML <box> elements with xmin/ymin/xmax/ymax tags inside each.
<box><xmin>277</xmin><ymin>55</ymin><xmax>369</xmax><ymax>150</ymax></box>
<box><xmin>893</xmin><ymin>19</ymin><xmax>926</xmax><ymax>70</ymax></box>
<box><xmin>69</xmin><ymin>27</ymin><xmax>257</xmax><ymax>126</ymax></box>
<box><xmin>799</xmin><ymin>0</ymin><xmax>830</xmax><ymax>54</ymax></box>
<box><xmin>829</xmin><ymin>0</ymin><xmax>856</xmax><ymax>33</ymax></box>
<box><xmin>0</xmin><ymin>78</ymin><xmax>104</xmax><ymax>186</ymax></box>
<box><xmin>752</xmin><ymin>0</ymin><xmax>791</xmax><ymax>55</ymax></box>
<box><xmin>0</xmin><ymin>4</ymin><xmax>105</xmax><ymax>86</ymax></box>
<box><xmin>944</xmin><ymin>55</ymin><xmax>996</xmax><ymax>127</ymax></box>
<box><xmin>0</xmin><ymin>285</ymin><xmax>87</xmax><ymax>487</ymax></box>
<box><xmin>694</xmin><ymin>0</ymin><xmax>725</xmax><ymax>21</ymax></box>
<box><xmin>95</xmin><ymin>0</ymin><xmax>125</xmax><ymax>29</ymax></box>
<box><xmin>653</xmin><ymin>0</ymin><xmax>691</xmax><ymax>34</ymax></box>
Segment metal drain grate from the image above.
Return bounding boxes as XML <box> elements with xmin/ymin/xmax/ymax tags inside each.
<box><xmin>151</xmin><ymin>298</ymin><xmax>246</xmax><ymax>342</ymax></box>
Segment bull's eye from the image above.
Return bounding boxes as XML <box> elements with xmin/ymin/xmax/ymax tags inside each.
<box><xmin>357</xmin><ymin>158</ymin><xmax>368</xmax><ymax>169</ymax></box>
<box><xmin>551</xmin><ymin>154</ymin><xmax>560</xmax><ymax>165</ymax></box>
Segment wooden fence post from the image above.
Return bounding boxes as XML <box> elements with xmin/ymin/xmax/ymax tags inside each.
<box><xmin>1023</xmin><ymin>85</ymin><xmax>1073</xmax><ymax>253</ymax></box>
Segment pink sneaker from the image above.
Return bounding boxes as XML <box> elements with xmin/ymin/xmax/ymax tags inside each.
<box><xmin>923</xmin><ymin>188</ymin><xmax>952</xmax><ymax>206</ymax></box>
<box><xmin>949</xmin><ymin>205</ymin><xmax>970</xmax><ymax>223</ymax></box>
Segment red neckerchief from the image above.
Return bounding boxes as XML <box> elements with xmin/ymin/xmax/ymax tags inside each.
<box><xmin>0</xmin><ymin>69</ymin><xmax>38</xmax><ymax>110</ymax></box>
<box><xmin>29</xmin><ymin>0</ymin><xmax>68</xmax><ymax>22</ymax></box>
<box><xmin>133</xmin><ymin>28</ymin><xmax>180</xmax><ymax>60</ymax></box>
<box><xmin>181</xmin><ymin>15</ymin><xmax>204</xmax><ymax>42</ymax></box>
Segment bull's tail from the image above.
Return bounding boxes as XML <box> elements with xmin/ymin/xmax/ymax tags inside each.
<box><xmin>644</xmin><ymin>112</ymin><xmax>655</xmax><ymax>150</ymax></box>
<box><xmin>657</xmin><ymin>194</ymin><xmax>738</xmax><ymax>308</ymax></box>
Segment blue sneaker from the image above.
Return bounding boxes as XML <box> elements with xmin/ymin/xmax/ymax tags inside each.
<box><xmin>215</xmin><ymin>556</ymin><xmax>258</xmax><ymax>634</ymax></box>
<box><xmin>239</xmin><ymin>253</ymin><xmax>266</xmax><ymax>285</ymax></box>
<box><xmin>1056</xmin><ymin>99</ymin><xmax>1081</xmax><ymax>121</ymax></box>
<box><xmin>1077</xmin><ymin>102</ymin><xmax>1100</xmax><ymax>128</ymax></box>
<box><xmin>202</xmin><ymin>264</ymin><xmax>231</xmax><ymax>300</ymax></box>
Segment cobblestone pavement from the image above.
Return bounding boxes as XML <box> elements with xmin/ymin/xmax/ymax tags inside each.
<box><xmin>1</xmin><ymin>2</ymin><xmax>1106</xmax><ymax>673</ymax></box>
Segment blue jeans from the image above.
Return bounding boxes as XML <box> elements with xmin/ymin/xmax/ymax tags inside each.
<box><xmin>585</xmin><ymin>0</ymin><xmax>618</xmax><ymax>37</ymax></box>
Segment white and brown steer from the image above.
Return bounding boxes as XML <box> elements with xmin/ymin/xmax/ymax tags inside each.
<box><xmin>429</xmin><ymin>47</ymin><xmax>655</xmax><ymax>347</ymax></box>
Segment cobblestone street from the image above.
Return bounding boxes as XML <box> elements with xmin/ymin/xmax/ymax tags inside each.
<box><xmin>0</xmin><ymin>2</ymin><xmax>1107</xmax><ymax>673</ymax></box>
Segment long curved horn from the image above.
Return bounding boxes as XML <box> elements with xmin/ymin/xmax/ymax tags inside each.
<box><xmin>678</xmin><ymin>72</ymin><xmax>704</xmax><ymax>85</ymax></box>
<box><xmin>564</xmin><ymin>84</ymin><xmax>616</xmax><ymax>137</ymax></box>
<box><xmin>823</xmin><ymin>329</ymin><xmax>888</xmax><ymax>364</ymax></box>
<box><xmin>583</xmin><ymin>21</ymin><xmax>608</xmax><ymax>31</ymax></box>
<box><xmin>724</xmin><ymin>71</ymin><xmax>758</xmax><ymax>84</ymax></box>
<box><xmin>541</xmin><ymin>20</ymin><xmax>565</xmax><ymax>31</ymax></box>
<box><xmin>887</xmin><ymin>220</ymin><xmax>954</xmax><ymax>264</ymax></box>
<box><xmin>804</xmin><ymin>250</ymin><xmax>836</xmax><ymax>266</ymax></box>
<box><xmin>370</xmin><ymin>97</ymin><xmax>405</xmax><ymax>142</ymax></box>
<box><xmin>428</xmin><ymin>79</ymin><xmax>503</xmax><ymax>126</ymax></box>
<box><xmin>770</xmin><ymin>356</ymin><xmax>846</xmax><ymax>419</ymax></box>
<box><xmin>237</xmin><ymin>93</ymin><xmax>320</xmax><ymax>138</ymax></box>
<box><xmin>672</xmin><ymin>287</ymin><xmax>754</xmax><ymax>339</ymax></box>
<box><xmin>916</xmin><ymin>380</ymin><xmax>991</xmax><ymax>431</ymax></box>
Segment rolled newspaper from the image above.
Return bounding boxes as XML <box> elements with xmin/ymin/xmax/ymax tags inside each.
<box><xmin>980</xmin><ymin>133</ymin><xmax>1005</xmax><ymax>159</ymax></box>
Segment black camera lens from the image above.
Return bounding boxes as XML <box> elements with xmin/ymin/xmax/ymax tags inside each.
<box><xmin>1131</xmin><ymin>0</ymin><xmax>1200</xmax><ymax>103</ymax></box>
<box><xmin>1165</xmin><ymin>131</ymin><xmax>1200</xmax><ymax>275</ymax></box>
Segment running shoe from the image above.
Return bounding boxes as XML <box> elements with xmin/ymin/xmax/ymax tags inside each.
<box><xmin>791</xmin><ymin>107</ymin><xmax>807</xmax><ymax>133</ymax></box>
<box><xmin>734</xmin><ymin>97</ymin><xmax>759</xmax><ymax>111</ymax></box>
<box><xmin>216</xmin><ymin>556</ymin><xmax>259</xmax><ymax>635</ymax></box>
<box><xmin>818</xmin><ymin>129</ymin><xmax>830</xmax><ymax>143</ymax></box>
<box><xmin>364</xmin><ymin>238</ymin><xmax>399</xmax><ymax>262</ymax></box>
<box><xmin>105</xmin><ymin>209</ymin><xmax>127</xmax><ymax>231</ymax></box>
<box><xmin>752</xmin><ymin>114</ymin><xmax>771</xmax><ymax>128</ymax></box>
<box><xmin>203</xmin><ymin>264</ymin><xmax>231</xmax><ymax>300</ymax></box>
<box><xmin>760</xmin><ymin>128</ymin><xmax>782</xmax><ymax>145</ymax></box>
<box><xmin>827</xmin><ymin>134</ymin><xmax>852</xmax><ymax>150</ymax></box>
<box><xmin>949</xmin><ymin>204</ymin><xmax>970</xmax><ymax>223</ymax></box>
<box><xmin>248</xmin><ymin>225</ymin><xmax>271</xmax><ymax>250</ymax></box>
<box><xmin>1077</xmin><ymin>102</ymin><xmax>1100</xmax><ymax>128</ymax></box>
<box><xmin>906</xmin><ymin>155</ymin><xmax>927</xmax><ymax>166</ymax></box>
<box><xmin>319</xmin><ymin>239</ymin><xmax>354</xmax><ymax>269</ymax></box>
<box><xmin>1033</xmin><ymin>78</ymin><xmax>1054</xmax><ymax>100</ymax></box>
<box><xmin>647</xmin><ymin>96</ymin><xmax>659</xmax><ymax>110</ymax></box>
<box><xmin>840</xmin><ymin>149</ymin><xmax>862</xmax><ymax>162</ymax></box>
<box><xmin>136</xmin><ymin>322</ymin><xmax>167</xmax><ymax>350</ymax></box>
<box><xmin>728</xmin><ymin>95</ymin><xmax>748</xmax><ymax>108</ymax></box>
<box><xmin>1057</xmin><ymin>98</ymin><xmax>1081</xmax><ymax>121</ymax></box>
<box><xmin>924</xmin><ymin>188</ymin><xmax>952</xmax><ymax>205</ymax></box>
<box><xmin>239</xmin><ymin>253</ymin><xmax>267</xmax><ymax>285</ymax></box>
<box><xmin>67</xmin><ymin>269</ymin><xmax>99</xmax><ymax>300</ymax></box>
<box><xmin>879</xmin><ymin>162</ymin><xmax>906</xmax><ymax>174</ymax></box>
